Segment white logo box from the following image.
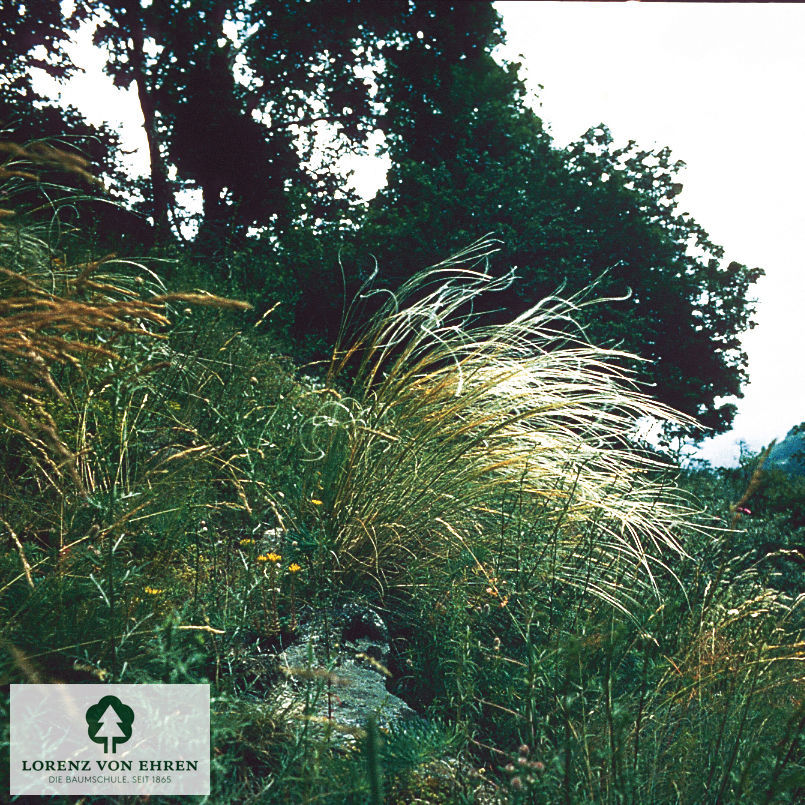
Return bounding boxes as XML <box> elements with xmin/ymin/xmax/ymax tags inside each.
<box><xmin>10</xmin><ymin>684</ymin><xmax>210</xmax><ymax>796</ymax></box>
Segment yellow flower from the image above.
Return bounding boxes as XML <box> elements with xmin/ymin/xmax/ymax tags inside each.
<box><xmin>144</xmin><ymin>586</ymin><xmax>164</xmax><ymax>595</ymax></box>
<box><xmin>167</xmin><ymin>400</ymin><xmax>181</xmax><ymax>411</ymax></box>
<box><xmin>258</xmin><ymin>552</ymin><xmax>282</xmax><ymax>564</ymax></box>
<box><xmin>239</xmin><ymin>538</ymin><xmax>256</xmax><ymax>546</ymax></box>
<box><xmin>311</xmin><ymin>498</ymin><xmax>323</xmax><ymax>506</ymax></box>
<box><xmin>288</xmin><ymin>563</ymin><xmax>302</xmax><ymax>573</ymax></box>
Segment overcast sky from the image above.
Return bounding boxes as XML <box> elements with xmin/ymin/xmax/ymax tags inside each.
<box><xmin>33</xmin><ymin>2</ymin><xmax>804</xmax><ymax>466</ymax></box>
<box><xmin>494</xmin><ymin>1</ymin><xmax>805</xmax><ymax>465</ymax></box>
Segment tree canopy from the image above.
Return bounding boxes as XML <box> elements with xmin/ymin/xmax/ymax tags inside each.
<box><xmin>0</xmin><ymin>2</ymin><xmax>119</xmax><ymax>181</ymax></box>
<box><xmin>0</xmin><ymin>0</ymin><xmax>762</xmax><ymax>436</ymax></box>
<box><xmin>89</xmin><ymin>0</ymin><xmax>413</xmax><ymax>244</ymax></box>
<box><xmin>320</xmin><ymin>4</ymin><xmax>762</xmax><ymax>434</ymax></box>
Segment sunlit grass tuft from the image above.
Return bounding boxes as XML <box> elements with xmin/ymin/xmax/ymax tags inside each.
<box><xmin>296</xmin><ymin>239</ymin><xmax>704</xmax><ymax>607</ymax></box>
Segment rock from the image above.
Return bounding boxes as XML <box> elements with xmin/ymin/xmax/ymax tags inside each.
<box><xmin>273</xmin><ymin>602</ymin><xmax>416</xmax><ymax>743</ymax></box>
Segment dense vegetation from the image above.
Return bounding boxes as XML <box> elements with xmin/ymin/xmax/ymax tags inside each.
<box><xmin>1</xmin><ymin>1</ymin><xmax>762</xmax><ymax>433</ymax></box>
<box><xmin>0</xmin><ymin>138</ymin><xmax>802</xmax><ymax>804</ymax></box>
<box><xmin>1</xmin><ymin>2</ymin><xmax>802</xmax><ymax>804</ymax></box>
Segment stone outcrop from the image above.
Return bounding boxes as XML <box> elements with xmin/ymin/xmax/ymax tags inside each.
<box><xmin>273</xmin><ymin>602</ymin><xmax>417</xmax><ymax>742</ymax></box>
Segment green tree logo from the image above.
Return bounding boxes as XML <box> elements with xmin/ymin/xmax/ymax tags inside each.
<box><xmin>86</xmin><ymin>695</ymin><xmax>134</xmax><ymax>754</ymax></box>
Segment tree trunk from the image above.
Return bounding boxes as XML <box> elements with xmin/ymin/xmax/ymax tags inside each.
<box><xmin>121</xmin><ymin>0</ymin><xmax>172</xmax><ymax>242</ymax></box>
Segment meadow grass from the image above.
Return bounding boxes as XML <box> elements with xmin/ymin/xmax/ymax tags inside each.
<box><xmin>0</xmin><ymin>142</ymin><xmax>802</xmax><ymax>803</ymax></box>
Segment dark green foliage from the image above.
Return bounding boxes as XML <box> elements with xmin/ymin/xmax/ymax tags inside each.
<box><xmin>331</xmin><ymin>18</ymin><xmax>762</xmax><ymax>435</ymax></box>
<box><xmin>88</xmin><ymin>0</ymin><xmax>407</xmax><ymax>246</ymax></box>
<box><xmin>685</xmin><ymin>444</ymin><xmax>805</xmax><ymax>596</ymax></box>
<box><xmin>366</xmin><ymin>715</ymin><xmax>383</xmax><ymax>805</ymax></box>
<box><xmin>0</xmin><ymin>1</ymin><xmax>91</xmax><ymax>82</ymax></box>
<box><xmin>2</xmin><ymin>1</ymin><xmax>762</xmax><ymax>435</ymax></box>
<box><xmin>0</xmin><ymin>2</ymin><xmax>122</xmax><ymax>205</ymax></box>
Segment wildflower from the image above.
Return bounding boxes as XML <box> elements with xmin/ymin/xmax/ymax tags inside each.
<box><xmin>287</xmin><ymin>563</ymin><xmax>301</xmax><ymax>630</ymax></box>
<box><xmin>144</xmin><ymin>586</ymin><xmax>164</xmax><ymax>595</ymax></box>
<box><xmin>239</xmin><ymin>538</ymin><xmax>256</xmax><ymax>546</ymax></box>
<box><xmin>736</xmin><ymin>506</ymin><xmax>752</xmax><ymax>515</ymax></box>
<box><xmin>259</xmin><ymin>553</ymin><xmax>282</xmax><ymax>633</ymax></box>
<box><xmin>510</xmin><ymin>777</ymin><xmax>523</xmax><ymax>791</ymax></box>
<box><xmin>518</xmin><ymin>744</ymin><xmax>530</xmax><ymax>757</ymax></box>
<box><xmin>311</xmin><ymin>498</ymin><xmax>323</xmax><ymax>506</ymax></box>
<box><xmin>257</xmin><ymin>553</ymin><xmax>284</xmax><ymax>573</ymax></box>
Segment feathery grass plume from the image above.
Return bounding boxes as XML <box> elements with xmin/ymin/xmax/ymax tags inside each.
<box><xmin>303</xmin><ymin>238</ymin><xmax>705</xmax><ymax>603</ymax></box>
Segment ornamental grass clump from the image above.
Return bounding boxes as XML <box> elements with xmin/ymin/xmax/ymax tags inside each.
<box><xmin>0</xmin><ymin>139</ymin><xmax>253</xmax><ymax>620</ymax></box>
<box><xmin>302</xmin><ymin>239</ymin><xmax>704</xmax><ymax>602</ymax></box>
<box><xmin>0</xmin><ymin>139</ymin><xmax>250</xmax><ymax>498</ymax></box>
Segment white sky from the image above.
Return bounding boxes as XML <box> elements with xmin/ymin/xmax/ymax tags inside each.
<box><xmin>31</xmin><ymin>1</ymin><xmax>804</xmax><ymax>466</ymax></box>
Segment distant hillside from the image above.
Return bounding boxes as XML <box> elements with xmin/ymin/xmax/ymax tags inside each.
<box><xmin>768</xmin><ymin>424</ymin><xmax>805</xmax><ymax>476</ymax></box>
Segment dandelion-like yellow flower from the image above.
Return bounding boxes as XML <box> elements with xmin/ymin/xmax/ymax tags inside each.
<box><xmin>144</xmin><ymin>586</ymin><xmax>164</xmax><ymax>595</ymax></box>
<box><xmin>311</xmin><ymin>498</ymin><xmax>323</xmax><ymax>506</ymax></box>
<box><xmin>288</xmin><ymin>563</ymin><xmax>301</xmax><ymax>573</ymax></box>
<box><xmin>257</xmin><ymin>552</ymin><xmax>281</xmax><ymax>564</ymax></box>
<box><xmin>239</xmin><ymin>538</ymin><xmax>256</xmax><ymax>546</ymax></box>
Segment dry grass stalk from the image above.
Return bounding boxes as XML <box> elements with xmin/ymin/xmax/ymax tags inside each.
<box><xmin>0</xmin><ymin>139</ymin><xmax>102</xmax><ymax>189</ymax></box>
<box><xmin>0</xmin><ymin>138</ymin><xmax>250</xmax><ymax>496</ymax></box>
<box><xmin>1</xmin><ymin>517</ymin><xmax>34</xmax><ymax>588</ymax></box>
